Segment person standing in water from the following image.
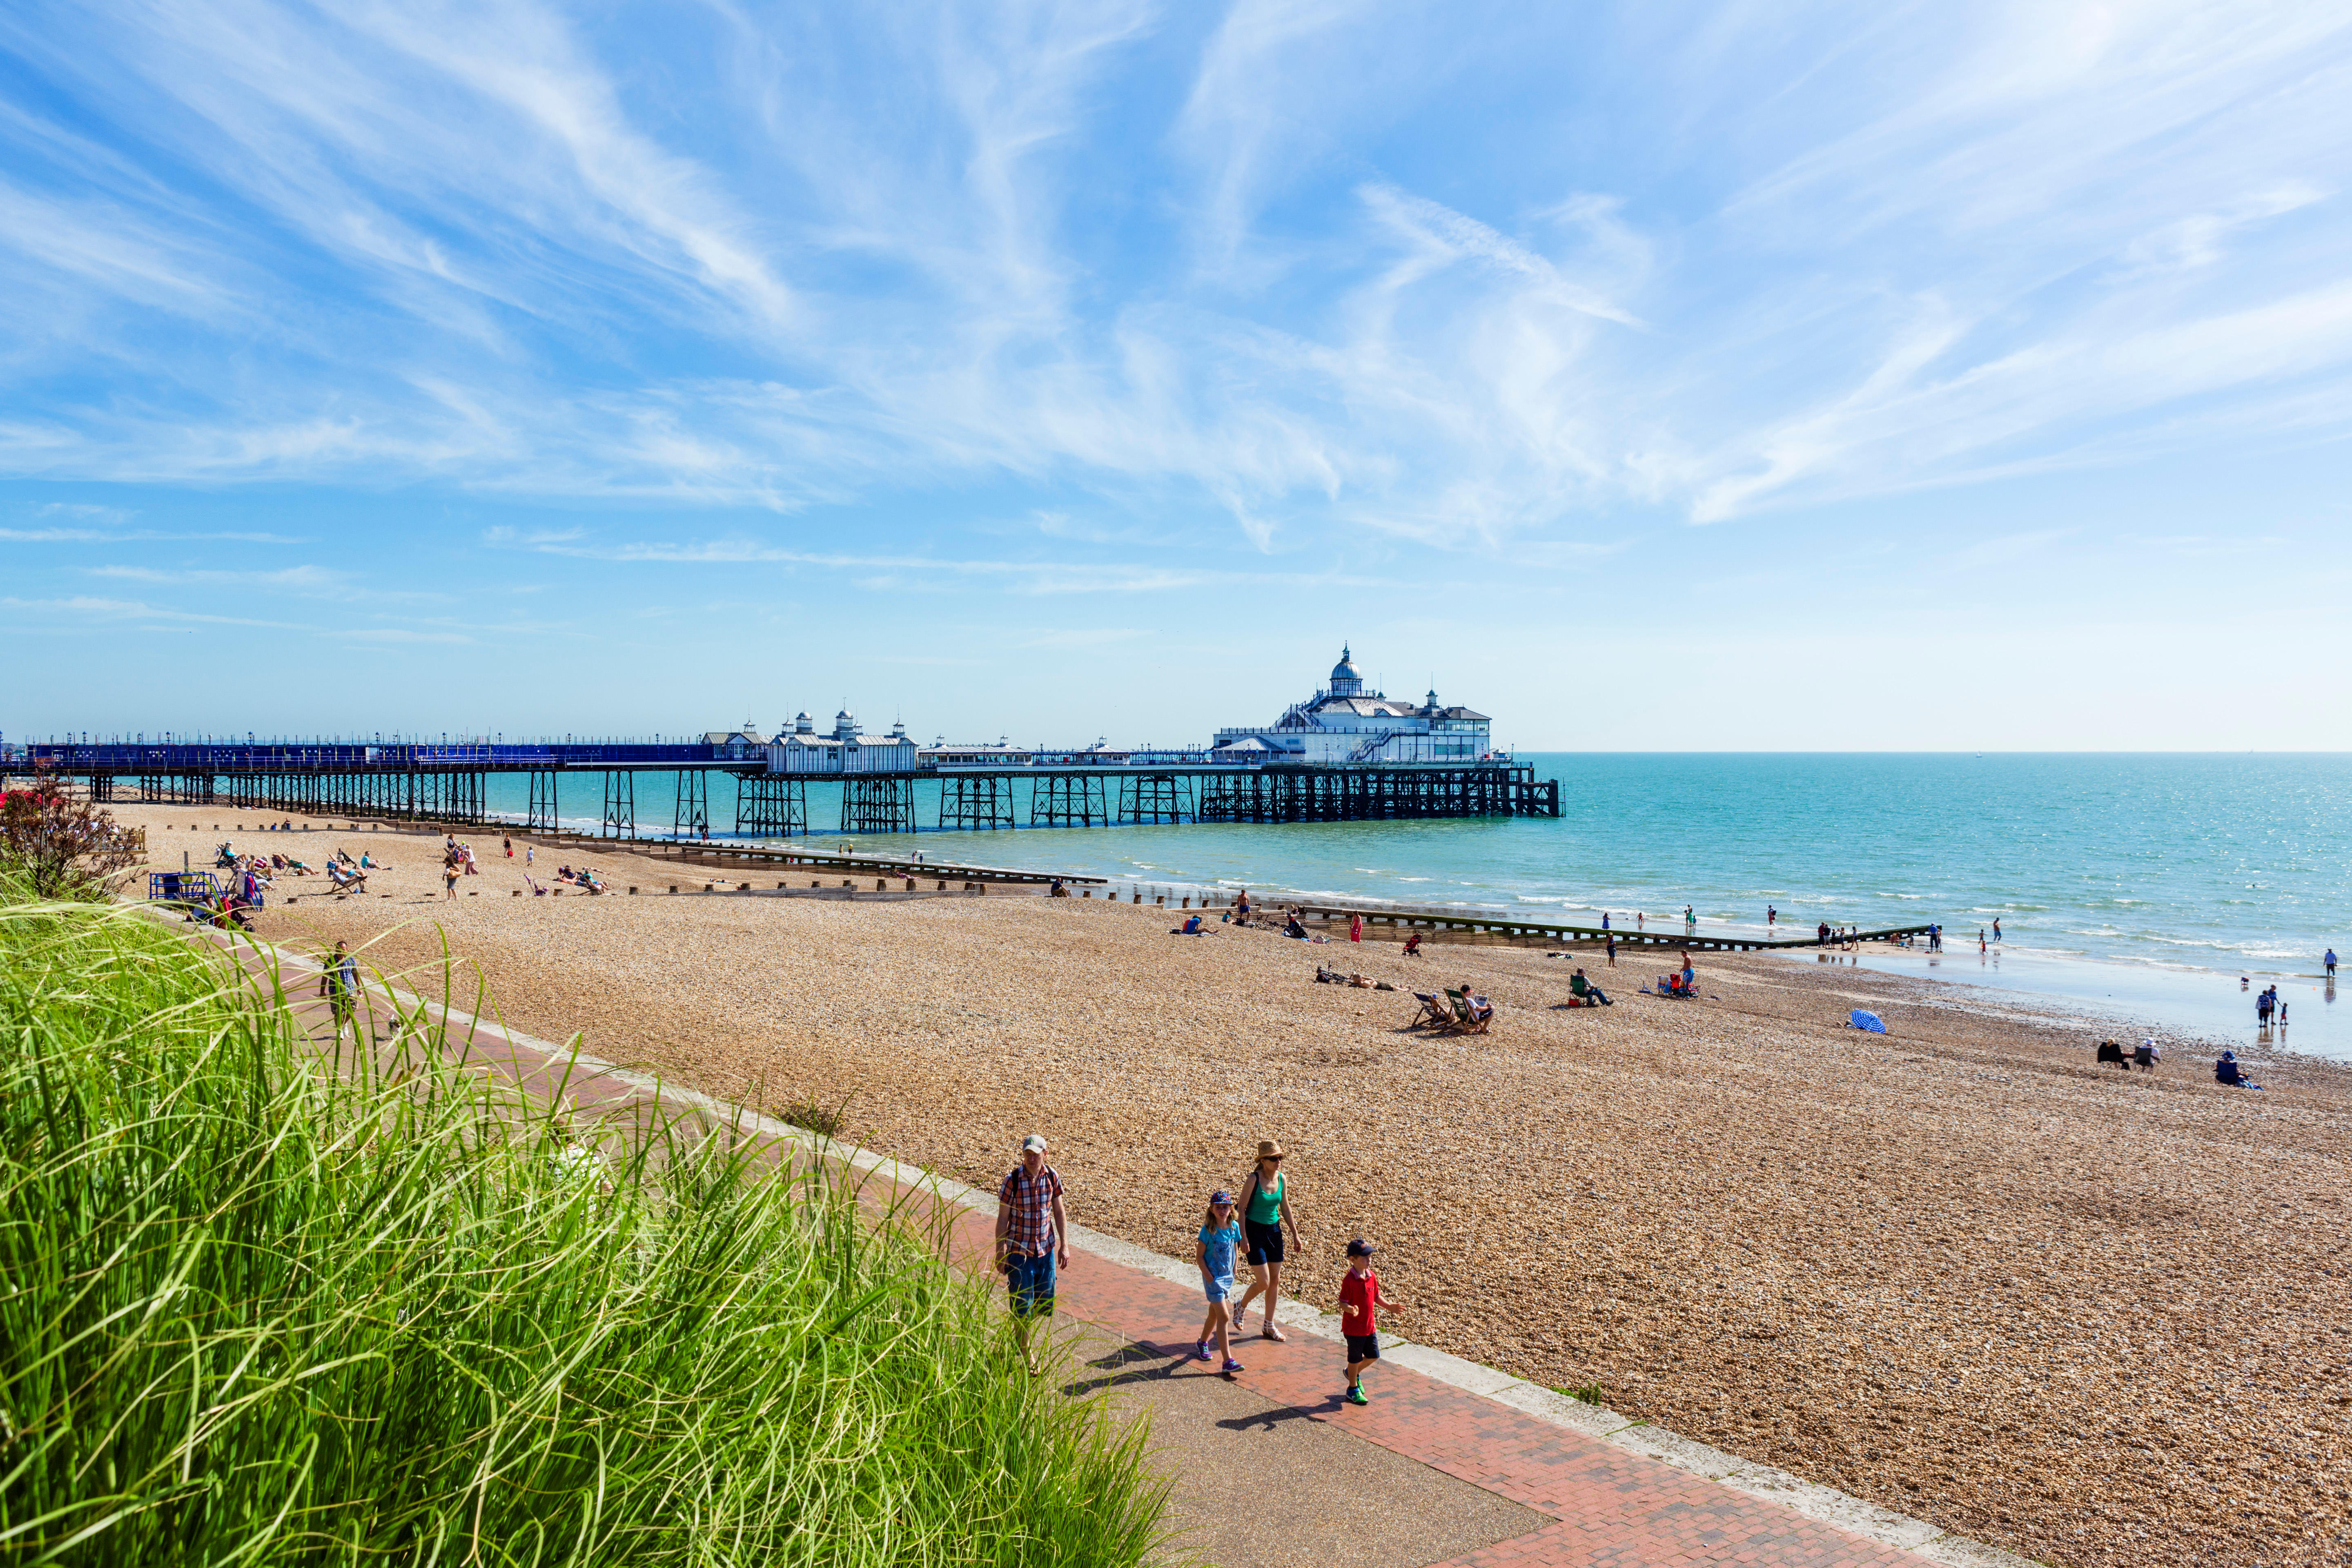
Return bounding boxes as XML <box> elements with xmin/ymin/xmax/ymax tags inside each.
<box><xmin>1229</xmin><ymin>1140</ymin><xmax>1302</xmax><ymax>1341</ymax></box>
<box><xmin>1992</xmin><ymin>918</ymin><xmax>2002</xmax><ymax>942</ymax></box>
<box><xmin>1766</xmin><ymin>904</ymin><xmax>1776</xmax><ymax>929</ymax></box>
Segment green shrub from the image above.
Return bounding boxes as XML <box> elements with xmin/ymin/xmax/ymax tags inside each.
<box><xmin>0</xmin><ymin>891</ymin><xmax>1167</xmax><ymax>1566</ymax></box>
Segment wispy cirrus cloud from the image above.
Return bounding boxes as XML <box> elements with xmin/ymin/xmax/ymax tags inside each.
<box><xmin>483</xmin><ymin>526</ymin><xmax>1399</xmax><ymax>593</ymax></box>
<box><xmin>0</xmin><ymin>0</ymin><xmax>2345</xmax><ymax>546</ymax></box>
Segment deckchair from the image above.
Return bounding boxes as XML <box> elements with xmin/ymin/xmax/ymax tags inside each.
<box><xmin>1446</xmin><ymin>989</ymin><xmax>1491</xmax><ymax>1034</ymax></box>
<box><xmin>326</xmin><ymin>865</ymin><xmax>367</xmax><ymax>895</ymax></box>
<box><xmin>1411</xmin><ymin>991</ymin><xmax>1452</xmax><ymax>1029</ymax></box>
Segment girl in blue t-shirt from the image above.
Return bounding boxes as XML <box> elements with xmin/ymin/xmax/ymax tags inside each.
<box><xmin>1193</xmin><ymin>1191</ymin><xmax>1246</xmax><ymax>1374</ymax></box>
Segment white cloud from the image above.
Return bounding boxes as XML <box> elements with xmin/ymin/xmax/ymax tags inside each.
<box><xmin>0</xmin><ymin>0</ymin><xmax>2348</xmax><ymax>542</ymax></box>
<box><xmin>336</xmin><ymin>628</ymin><xmax>472</xmax><ymax>643</ymax></box>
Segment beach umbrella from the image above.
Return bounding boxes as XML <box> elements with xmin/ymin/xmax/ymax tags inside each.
<box><xmin>1850</xmin><ymin>1009</ymin><xmax>1886</xmax><ymax>1033</ymax></box>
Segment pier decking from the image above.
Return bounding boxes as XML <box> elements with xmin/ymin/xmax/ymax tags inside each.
<box><xmin>28</xmin><ymin>741</ymin><xmax>1559</xmax><ymax>834</ymax></box>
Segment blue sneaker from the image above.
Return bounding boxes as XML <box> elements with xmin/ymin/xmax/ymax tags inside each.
<box><xmin>1221</xmin><ymin>1357</ymin><xmax>1244</xmax><ymax>1374</ymax></box>
<box><xmin>1194</xmin><ymin>1339</ymin><xmax>1212</xmax><ymax>1361</ymax></box>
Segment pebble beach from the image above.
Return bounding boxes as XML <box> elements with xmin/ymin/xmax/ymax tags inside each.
<box><xmin>129</xmin><ymin>808</ymin><xmax>2352</xmax><ymax>1568</ymax></box>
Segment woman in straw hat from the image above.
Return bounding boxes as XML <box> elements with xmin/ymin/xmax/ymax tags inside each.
<box><xmin>1229</xmin><ymin>1138</ymin><xmax>1302</xmax><ymax>1341</ymax></box>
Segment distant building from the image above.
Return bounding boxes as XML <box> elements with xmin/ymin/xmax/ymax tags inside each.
<box><xmin>1209</xmin><ymin>647</ymin><xmax>1492</xmax><ymax>766</ymax></box>
<box><xmin>703</xmin><ymin>722</ymin><xmax>770</xmax><ymax>761</ymax></box>
<box><xmin>764</xmin><ymin>710</ymin><xmax>919</xmax><ymax>775</ymax></box>
<box><xmin>922</xmin><ymin>737</ymin><xmax>1033</xmax><ymax>769</ymax></box>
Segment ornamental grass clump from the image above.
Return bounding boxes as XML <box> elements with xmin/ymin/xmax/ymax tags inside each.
<box><xmin>0</xmin><ymin>889</ymin><xmax>1167</xmax><ymax>1567</ymax></box>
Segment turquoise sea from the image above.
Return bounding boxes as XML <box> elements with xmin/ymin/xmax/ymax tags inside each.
<box><xmin>486</xmin><ymin>754</ymin><xmax>2350</xmax><ymax>1058</ymax></box>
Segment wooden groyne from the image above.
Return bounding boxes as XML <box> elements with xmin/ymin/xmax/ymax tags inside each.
<box><xmin>1198</xmin><ymin>895</ymin><xmax>1937</xmax><ymax>953</ymax></box>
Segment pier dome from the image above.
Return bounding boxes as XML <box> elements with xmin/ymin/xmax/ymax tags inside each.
<box><xmin>1329</xmin><ymin>646</ymin><xmax>1365</xmax><ymax>697</ymax></box>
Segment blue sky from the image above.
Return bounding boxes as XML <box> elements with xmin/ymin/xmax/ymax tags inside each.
<box><xmin>4</xmin><ymin>0</ymin><xmax>2350</xmax><ymax>750</ymax></box>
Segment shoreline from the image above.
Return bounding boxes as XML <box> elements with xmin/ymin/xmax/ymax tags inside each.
<box><xmin>139</xmin><ymin>800</ymin><xmax>2344</xmax><ymax>1058</ymax></box>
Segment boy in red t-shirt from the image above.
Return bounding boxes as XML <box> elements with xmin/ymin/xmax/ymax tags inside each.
<box><xmin>1338</xmin><ymin>1237</ymin><xmax>1401</xmax><ymax>1406</ymax></box>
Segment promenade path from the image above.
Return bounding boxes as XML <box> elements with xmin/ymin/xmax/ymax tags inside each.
<box><xmin>173</xmin><ymin>915</ymin><xmax>2024</xmax><ymax>1568</ymax></box>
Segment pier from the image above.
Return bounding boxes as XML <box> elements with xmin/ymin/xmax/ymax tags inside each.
<box><xmin>23</xmin><ymin>740</ymin><xmax>1560</xmax><ymax>837</ymax></box>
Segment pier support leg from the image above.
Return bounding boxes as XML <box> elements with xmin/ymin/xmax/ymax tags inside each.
<box><xmin>528</xmin><ymin>770</ymin><xmax>560</xmax><ymax>834</ymax></box>
<box><xmin>603</xmin><ymin>771</ymin><xmax>636</xmax><ymax>839</ymax></box>
<box><xmin>674</xmin><ymin>770</ymin><xmax>708</xmax><ymax>839</ymax></box>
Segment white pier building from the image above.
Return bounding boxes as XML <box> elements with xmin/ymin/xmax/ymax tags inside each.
<box><xmin>1209</xmin><ymin>648</ymin><xmax>1492</xmax><ymax>767</ymax></box>
<box><xmin>764</xmin><ymin>710</ymin><xmax>919</xmax><ymax>774</ymax></box>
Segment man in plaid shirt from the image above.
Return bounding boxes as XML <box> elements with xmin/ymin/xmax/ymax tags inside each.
<box><xmin>996</xmin><ymin>1133</ymin><xmax>1069</xmax><ymax>1374</ymax></box>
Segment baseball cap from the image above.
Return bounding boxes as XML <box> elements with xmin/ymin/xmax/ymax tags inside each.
<box><xmin>1209</xmin><ymin>1189</ymin><xmax>1234</xmax><ymax>1205</ymax></box>
<box><xmin>1020</xmin><ymin>1134</ymin><xmax>1048</xmax><ymax>1153</ymax></box>
<box><xmin>1345</xmin><ymin>1238</ymin><xmax>1376</xmax><ymax>1257</ymax></box>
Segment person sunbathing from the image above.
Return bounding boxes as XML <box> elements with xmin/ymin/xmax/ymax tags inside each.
<box><xmin>2214</xmin><ymin>1051</ymin><xmax>2263</xmax><ymax>1089</ymax></box>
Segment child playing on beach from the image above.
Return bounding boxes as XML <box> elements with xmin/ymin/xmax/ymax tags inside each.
<box><xmin>1194</xmin><ymin>1193</ymin><xmax>1246</xmax><ymax>1374</ymax></box>
<box><xmin>1339</xmin><ymin>1238</ymin><xmax>1398</xmax><ymax>1405</ymax></box>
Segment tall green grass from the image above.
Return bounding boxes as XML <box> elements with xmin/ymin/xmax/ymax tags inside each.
<box><xmin>0</xmin><ymin>889</ymin><xmax>1168</xmax><ymax>1566</ymax></box>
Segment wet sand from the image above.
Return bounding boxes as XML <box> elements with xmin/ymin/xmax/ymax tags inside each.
<box><xmin>130</xmin><ymin>809</ymin><xmax>2352</xmax><ymax>1568</ymax></box>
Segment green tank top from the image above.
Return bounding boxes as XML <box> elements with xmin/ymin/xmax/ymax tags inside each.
<box><xmin>1245</xmin><ymin>1171</ymin><xmax>1284</xmax><ymax>1226</ymax></box>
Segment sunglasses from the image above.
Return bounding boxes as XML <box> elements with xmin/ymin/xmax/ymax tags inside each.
<box><xmin>1261</xmin><ymin>1154</ymin><xmax>1284</xmax><ymax>1162</ymax></box>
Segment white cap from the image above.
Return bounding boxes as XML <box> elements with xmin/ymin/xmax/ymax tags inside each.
<box><xmin>1020</xmin><ymin>1134</ymin><xmax>1048</xmax><ymax>1153</ymax></box>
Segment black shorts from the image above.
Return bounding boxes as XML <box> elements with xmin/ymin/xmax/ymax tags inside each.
<box><xmin>1345</xmin><ymin>1333</ymin><xmax>1380</xmax><ymax>1363</ymax></box>
<box><xmin>1245</xmin><ymin>1219</ymin><xmax>1285</xmax><ymax>1266</ymax></box>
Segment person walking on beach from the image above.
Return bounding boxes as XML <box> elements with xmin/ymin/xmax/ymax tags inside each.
<box><xmin>526</xmin><ymin>845</ymin><xmax>534</xmax><ymax>866</ymax></box>
<box><xmin>443</xmin><ymin>863</ymin><xmax>459</xmax><ymax>900</ymax></box>
<box><xmin>1350</xmin><ymin>912</ymin><xmax>1362</xmax><ymax>944</ymax></box>
<box><xmin>996</xmin><ymin>1134</ymin><xmax>1069</xmax><ymax>1376</ymax></box>
<box><xmin>1605</xmin><ymin>932</ymin><xmax>1616</xmax><ymax>967</ymax></box>
<box><xmin>1766</xmin><ymin>904</ymin><xmax>1775</xmax><ymax>929</ymax></box>
<box><xmin>1684</xmin><ymin>905</ymin><xmax>1695</xmax><ymax>937</ymax></box>
<box><xmin>503</xmin><ymin>835</ymin><xmax>513</xmax><ymax>859</ymax></box>
<box><xmin>1992</xmin><ymin>918</ymin><xmax>2001</xmax><ymax>942</ymax></box>
<box><xmin>1193</xmin><ymin>1191</ymin><xmax>1246</xmax><ymax>1375</ymax></box>
<box><xmin>1339</xmin><ymin>1238</ymin><xmax>1399</xmax><ymax>1406</ymax></box>
<box><xmin>1230</xmin><ymin>1140</ymin><xmax>1301</xmax><ymax>1341</ymax></box>
<box><xmin>2328</xmin><ymin>949</ymin><xmax>2338</xmax><ymax>979</ymax></box>
<box><xmin>1636</xmin><ymin>911</ymin><xmax>1644</xmax><ymax>932</ymax></box>
<box><xmin>1601</xmin><ymin>912</ymin><xmax>1610</xmax><ymax>933</ymax></box>
<box><xmin>316</xmin><ymin>939</ymin><xmax>359</xmax><ymax>1042</ymax></box>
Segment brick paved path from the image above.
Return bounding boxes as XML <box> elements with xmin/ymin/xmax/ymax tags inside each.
<box><xmin>190</xmin><ymin>918</ymin><xmax>1951</xmax><ymax>1568</ymax></box>
<box><xmin>952</xmin><ymin>1210</ymin><xmax>1933</xmax><ymax>1568</ymax></box>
